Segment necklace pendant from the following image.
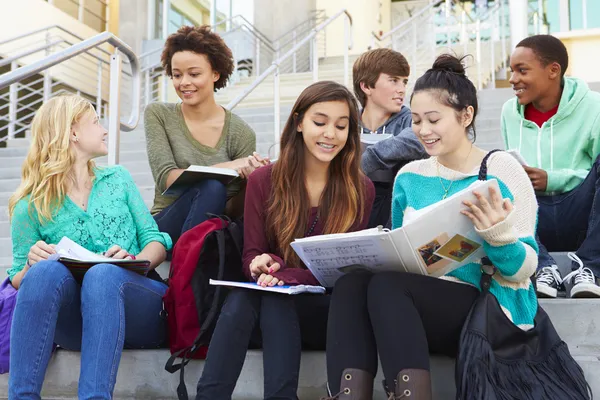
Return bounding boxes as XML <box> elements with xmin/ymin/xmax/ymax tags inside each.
<box><xmin>442</xmin><ymin>192</ymin><xmax>448</xmax><ymax>200</ymax></box>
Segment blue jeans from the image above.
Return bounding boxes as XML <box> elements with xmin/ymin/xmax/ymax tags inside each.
<box><xmin>153</xmin><ymin>179</ymin><xmax>227</xmax><ymax>245</ymax></box>
<box><xmin>537</xmin><ymin>155</ymin><xmax>600</xmax><ymax>274</ymax></box>
<box><xmin>195</xmin><ymin>289</ymin><xmax>329</xmax><ymax>400</ymax></box>
<box><xmin>9</xmin><ymin>260</ymin><xmax>168</xmax><ymax>400</ymax></box>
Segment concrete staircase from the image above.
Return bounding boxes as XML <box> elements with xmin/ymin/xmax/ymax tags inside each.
<box><xmin>2</xmin><ymin>82</ymin><xmax>600</xmax><ymax>398</ymax></box>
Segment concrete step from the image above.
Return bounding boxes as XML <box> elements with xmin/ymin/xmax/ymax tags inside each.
<box><xmin>0</xmin><ymin>297</ymin><xmax>598</xmax><ymax>399</ymax></box>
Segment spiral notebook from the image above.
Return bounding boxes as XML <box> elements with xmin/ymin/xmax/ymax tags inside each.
<box><xmin>209</xmin><ymin>279</ymin><xmax>325</xmax><ymax>295</ymax></box>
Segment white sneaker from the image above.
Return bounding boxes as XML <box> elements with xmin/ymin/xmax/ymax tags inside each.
<box><xmin>563</xmin><ymin>252</ymin><xmax>600</xmax><ymax>298</ymax></box>
<box><xmin>535</xmin><ymin>265</ymin><xmax>563</xmax><ymax>298</ymax></box>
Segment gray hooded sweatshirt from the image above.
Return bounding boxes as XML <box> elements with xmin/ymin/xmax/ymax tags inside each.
<box><xmin>360</xmin><ymin>106</ymin><xmax>428</xmax><ymax>182</ymax></box>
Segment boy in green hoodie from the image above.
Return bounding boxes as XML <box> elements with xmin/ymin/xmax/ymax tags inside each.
<box><xmin>501</xmin><ymin>34</ymin><xmax>600</xmax><ymax>298</ymax></box>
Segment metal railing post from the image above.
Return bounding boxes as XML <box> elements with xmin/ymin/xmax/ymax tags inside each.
<box><xmin>79</xmin><ymin>0</ymin><xmax>85</xmax><ymax>22</ymax></box>
<box><xmin>343</xmin><ymin>16</ymin><xmax>349</xmax><ymax>87</ymax></box>
<box><xmin>292</xmin><ymin>31</ymin><xmax>297</xmax><ymax>73</ymax></box>
<box><xmin>255</xmin><ymin>39</ymin><xmax>260</xmax><ymax>76</ymax></box>
<box><xmin>8</xmin><ymin>62</ymin><xmax>18</xmax><ymax>140</ymax></box>
<box><xmin>162</xmin><ymin>0</ymin><xmax>170</xmax><ymax>38</ymax></box>
<box><xmin>476</xmin><ymin>19</ymin><xmax>482</xmax><ymax>90</ymax></box>
<box><xmin>412</xmin><ymin>23</ymin><xmax>417</xmax><ymax>78</ymax></box>
<box><xmin>161</xmin><ymin>74</ymin><xmax>168</xmax><ymax>103</ymax></box>
<box><xmin>108</xmin><ymin>51</ymin><xmax>122</xmax><ymax>165</ymax></box>
<box><xmin>490</xmin><ymin>13</ymin><xmax>496</xmax><ymax>89</ymax></box>
<box><xmin>273</xmin><ymin>64</ymin><xmax>280</xmax><ymax>159</ymax></box>
<box><xmin>144</xmin><ymin>70</ymin><xmax>151</xmax><ymax>106</ymax></box>
<box><xmin>500</xmin><ymin>0</ymin><xmax>506</xmax><ymax>71</ymax></box>
<box><xmin>96</xmin><ymin>60</ymin><xmax>103</xmax><ymax>114</ymax></box>
<box><xmin>462</xmin><ymin>11</ymin><xmax>468</xmax><ymax>56</ymax></box>
<box><xmin>312</xmin><ymin>36</ymin><xmax>318</xmax><ymax>82</ymax></box>
<box><xmin>445</xmin><ymin>0</ymin><xmax>452</xmax><ymax>47</ymax></box>
<box><xmin>43</xmin><ymin>32</ymin><xmax>52</xmax><ymax>102</ymax></box>
<box><xmin>582</xmin><ymin>0</ymin><xmax>588</xmax><ymax>30</ymax></box>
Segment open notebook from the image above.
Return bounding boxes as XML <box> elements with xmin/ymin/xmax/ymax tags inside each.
<box><xmin>49</xmin><ymin>237</ymin><xmax>150</xmax><ymax>282</ymax></box>
<box><xmin>290</xmin><ymin>179</ymin><xmax>501</xmax><ymax>287</ymax></box>
<box><xmin>209</xmin><ymin>279</ymin><xmax>325</xmax><ymax>295</ymax></box>
<box><xmin>162</xmin><ymin>166</ymin><xmax>239</xmax><ymax>196</ymax></box>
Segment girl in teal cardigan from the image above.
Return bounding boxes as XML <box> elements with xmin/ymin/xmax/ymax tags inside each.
<box><xmin>8</xmin><ymin>95</ymin><xmax>172</xmax><ymax>399</ymax></box>
<box><xmin>325</xmin><ymin>55</ymin><xmax>538</xmax><ymax>399</ymax></box>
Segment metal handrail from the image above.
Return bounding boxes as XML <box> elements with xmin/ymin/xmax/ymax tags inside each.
<box><xmin>0</xmin><ymin>32</ymin><xmax>140</xmax><ymax>163</ymax></box>
<box><xmin>371</xmin><ymin>0</ymin><xmax>444</xmax><ymax>43</ymax></box>
<box><xmin>225</xmin><ymin>8</ymin><xmax>352</xmax><ymax>158</ymax></box>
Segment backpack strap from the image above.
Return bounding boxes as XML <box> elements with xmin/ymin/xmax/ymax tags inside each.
<box><xmin>478</xmin><ymin>149</ymin><xmax>502</xmax><ymax>181</ymax></box>
<box><xmin>164</xmin><ymin>227</ymin><xmax>230</xmax><ymax>400</ymax></box>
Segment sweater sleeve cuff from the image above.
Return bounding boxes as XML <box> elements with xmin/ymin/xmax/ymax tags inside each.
<box><xmin>475</xmin><ymin>208</ymin><xmax>518</xmax><ymax>247</ymax></box>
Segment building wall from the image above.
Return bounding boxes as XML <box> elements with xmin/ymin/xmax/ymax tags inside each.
<box><xmin>556</xmin><ymin>29</ymin><xmax>600</xmax><ymax>83</ymax></box>
<box><xmin>316</xmin><ymin>0</ymin><xmax>391</xmax><ymax>57</ymax></box>
<box><xmin>253</xmin><ymin>0</ymin><xmax>317</xmax><ymax>43</ymax></box>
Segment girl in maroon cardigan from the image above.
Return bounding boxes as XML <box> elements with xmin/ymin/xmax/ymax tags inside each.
<box><xmin>195</xmin><ymin>81</ymin><xmax>375</xmax><ymax>399</ymax></box>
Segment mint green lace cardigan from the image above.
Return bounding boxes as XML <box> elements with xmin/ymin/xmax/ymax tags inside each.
<box><xmin>8</xmin><ymin>166</ymin><xmax>172</xmax><ymax>280</ymax></box>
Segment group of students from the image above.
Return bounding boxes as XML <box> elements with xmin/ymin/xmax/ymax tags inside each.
<box><xmin>5</xmin><ymin>23</ymin><xmax>600</xmax><ymax>400</ymax></box>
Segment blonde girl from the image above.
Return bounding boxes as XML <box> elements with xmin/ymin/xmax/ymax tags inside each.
<box><xmin>8</xmin><ymin>95</ymin><xmax>171</xmax><ymax>399</ymax></box>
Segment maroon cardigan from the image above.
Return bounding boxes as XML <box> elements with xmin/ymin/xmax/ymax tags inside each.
<box><xmin>242</xmin><ymin>163</ymin><xmax>375</xmax><ymax>285</ymax></box>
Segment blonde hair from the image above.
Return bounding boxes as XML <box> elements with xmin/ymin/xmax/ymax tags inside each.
<box><xmin>8</xmin><ymin>95</ymin><xmax>97</xmax><ymax>224</ymax></box>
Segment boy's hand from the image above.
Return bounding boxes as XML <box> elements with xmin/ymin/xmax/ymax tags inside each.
<box><xmin>523</xmin><ymin>166</ymin><xmax>548</xmax><ymax>191</ymax></box>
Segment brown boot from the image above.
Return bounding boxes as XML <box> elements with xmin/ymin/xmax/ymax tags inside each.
<box><xmin>321</xmin><ymin>368</ymin><xmax>374</xmax><ymax>399</ymax></box>
<box><xmin>388</xmin><ymin>369</ymin><xmax>432</xmax><ymax>399</ymax></box>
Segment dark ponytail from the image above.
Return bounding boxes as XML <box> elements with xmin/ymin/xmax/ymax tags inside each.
<box><xmin>411</xmin><ymin>54</ymin><xmax>478</xmax><ymax>141</ymax></box>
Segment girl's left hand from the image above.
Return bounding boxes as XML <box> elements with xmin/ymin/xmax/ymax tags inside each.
<box><xmin>104</xmin><ymin>245</ymin><xmax>134</xmax><ymax>260</ymax></box>
<box><xmin>461</xmin><ymin>187</ymin><xmax>513</xmax><ymax>230</ymax></box>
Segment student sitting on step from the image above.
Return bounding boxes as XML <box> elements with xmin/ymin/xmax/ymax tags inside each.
<box><xmin>355</xmin><ymin>48</ymin><xmax>428</xmax><ymax>228</ymax></box>
<box><xmin>194</xmin><ymin>81</ymin><xmax>375</xmax><ymax>400</ymax></box>
<box><xmin>324</xmin><ymin>55</ymin><xmax>538</xmax><ymax>399</ymax></box>
<box><xmin>501</xmin><ymin>34</ymin><xmax>600</xmax><ymax>298</ymax></box>
<box><xmin>145</xmin><ymin>25</ymin><xmax>268</xmax><ymax>246</ymax></box>
<box><xmin>7</xmin><ymin>95</ymin><xmax>172</xmax><ymax>399</ymax></box>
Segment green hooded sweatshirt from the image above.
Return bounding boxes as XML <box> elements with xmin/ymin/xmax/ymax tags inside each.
<box><xmin>501</xmin><ymin>77</ymin><xmax>600</xmax><ymax>195</ymax></box>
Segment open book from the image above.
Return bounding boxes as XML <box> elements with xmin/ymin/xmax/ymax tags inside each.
<box><xmin>209</xmin><ymin>279</ymin><xmax>325</xmax><ymax>295</ymax></box>
<box><xmin>290</xmin><ymin>179</ymin><xmax>501</xmax><ymax>287</ymax></box>
<box><xmin>49</xmin><ymin>237</ymin><xmax>150</xmax><ymax>282</ymax></box>
<box><xmin>162</xmin><ymin>165</ymin><xmax>238</xmax><ymax>196</ymax></box>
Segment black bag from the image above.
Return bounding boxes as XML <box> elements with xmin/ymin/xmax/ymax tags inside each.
<box><xmin>455</xmin><ymin>150</ymin><xmax>592</xmax><ymax>400</ymax></box>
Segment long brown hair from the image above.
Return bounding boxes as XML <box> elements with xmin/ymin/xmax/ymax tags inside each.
<box><xmin>266</xmin><ymin>81</ymin><xmax>365</xmax><ymax>267</ymax></box>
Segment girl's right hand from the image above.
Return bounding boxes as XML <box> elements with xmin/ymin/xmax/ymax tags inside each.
<box><xmin>249</xmin><ymin>253</ymin><xmax>281</xmax><ymax>280</ymax></box>
<box><xmin>28</xmin><ymin>240</ymin><xmax>56</xmax><ymax>265</ymax></box>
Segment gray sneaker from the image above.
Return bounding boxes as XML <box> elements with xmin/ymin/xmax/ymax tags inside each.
<box><xmin>563</xmin><ymin>252</ymin><xmax>600</xmax><ymax>298</ymax></box>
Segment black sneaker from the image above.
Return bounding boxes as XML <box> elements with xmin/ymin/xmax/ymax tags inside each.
<box><xmin>535</xmin><ymin>265</ymin><xmax>563</xmax><ymax>298</ymax></box>
<box><xmin>563</xmin><ymin>252</ymin><xmax>600</xmax><ymax>298</ymax></box>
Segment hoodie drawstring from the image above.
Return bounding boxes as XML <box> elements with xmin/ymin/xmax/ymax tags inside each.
<box><xmin>518</xmin><ymin>119</ymin><xmax>523</xmax><ymax>153</ymax></box>
<box><xmin>550</xmin><ymin>120</ymin><xmax>554</xmax><ymax>172</ymax></box>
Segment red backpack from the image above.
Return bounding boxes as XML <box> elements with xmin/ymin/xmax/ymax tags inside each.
<box><xmin>163</xmin><ymin>215</ymin><xmax>245</xmax><ymax>400</ymax></box>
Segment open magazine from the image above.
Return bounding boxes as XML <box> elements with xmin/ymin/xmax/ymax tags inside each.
<box><xmin>162</xmin><ymin>165</ymin><xmax>239</xmax><ymax>196</ymax></box>
<box><xmin>290</xmin><ymin>179</ymin><xmax>500</xmax><ymax>287</ymax></box>
<box><xmin>49</xmin><ymin>237</ymin><xmax>150</xmax><ymax>282</ymax></box>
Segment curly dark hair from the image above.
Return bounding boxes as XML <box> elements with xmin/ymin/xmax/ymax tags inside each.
<box><xmin>161</xmin><ymin>25</ymin><xmax>234</xmax><ymax>91</ymax></box>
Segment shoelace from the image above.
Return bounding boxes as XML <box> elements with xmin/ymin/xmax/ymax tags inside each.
<box><xmin>387</xmin><ymin>391</ymin><xmax>409</xmax><ymax>399</ymax></box>
<box><xmin>536</xmin><ymin>265</ymin><xmax>563</xmax><ymax>286</ymax></box>
<box><xmin>563</xmin><ymin>252</ymin><xmax>596</xmax><ymax>285</ymax></box>
<box><xmin>320</xmin><ymin>388</ymin><xmax>346</xmax><ymax>400</ymax></box>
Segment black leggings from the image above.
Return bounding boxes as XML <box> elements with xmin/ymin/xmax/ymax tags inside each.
<box><xmin>326</xmin><ymin>271</ymin><xmax>479</xmax><ymax>393</ymax></box>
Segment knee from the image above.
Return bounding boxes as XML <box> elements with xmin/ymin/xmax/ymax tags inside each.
<box><xmin>81</xmin><ymin>263</ymin><xmax>125</xmax><ymax>297</ymax></box>
<box><xmin>21</xmin><ymin>260</ymin><xmax>70</xmax><ymax>288</ymax></box>
<box><xmin>219</xmin><ymin>289</ymin><xmax>260</xmax><ymax>325</ymax></box>
<box><xmin>194</xmin><ymin>179</ymin><xmax>227</xmax><ymax>201</ymax></box>
<box><xmin>333</xmin><ymin>270</ymin><xmax>373</xmax><ymax>297</ymax></box>
<box><xmin>368</xmin><ymin>272</ymin><xmax>408</xmax><ymax>299</ymax></box>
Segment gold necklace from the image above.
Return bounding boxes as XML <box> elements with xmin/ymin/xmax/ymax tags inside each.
<box><xmin>437</xmin><ymin>145</ymin><xmax>473</xmax><ymax>200</ymax></box>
